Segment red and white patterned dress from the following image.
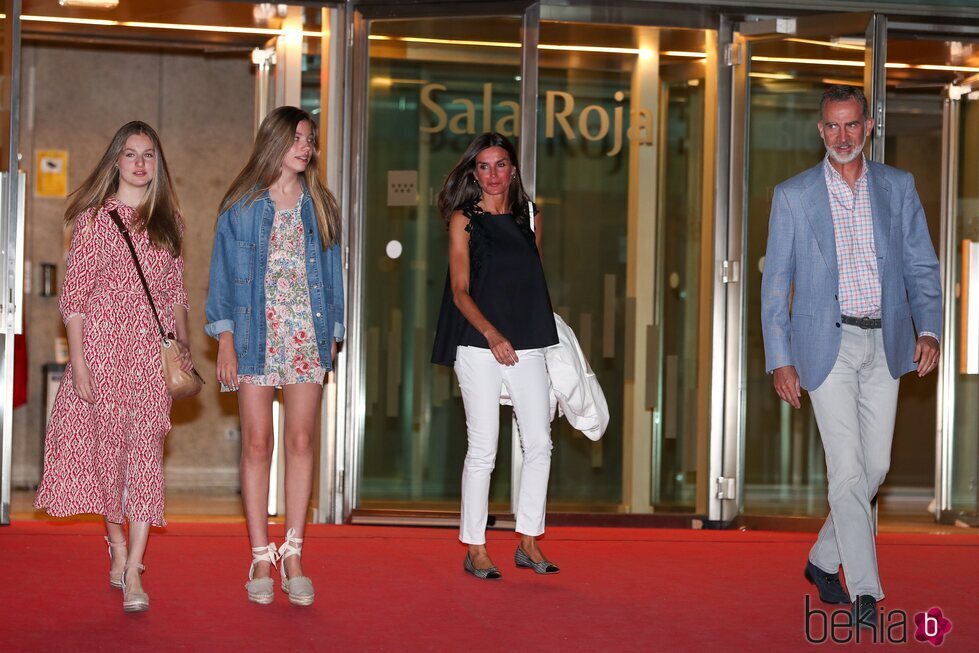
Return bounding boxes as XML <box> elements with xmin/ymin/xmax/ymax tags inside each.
<box><xmin>34</xmin><ymin>197</ymin><xmax>188</xmax><ymax>526</ymax></box>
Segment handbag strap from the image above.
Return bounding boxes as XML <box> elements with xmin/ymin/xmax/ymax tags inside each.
<box><xmin>106</xmin><ymin>207</ymin><xmax>168</xmax><ymax>341</ymax></box>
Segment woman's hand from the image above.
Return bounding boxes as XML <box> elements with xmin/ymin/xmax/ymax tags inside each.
<box><xmin>173</xmin><ymin>340</ymin><xmax>195</xmax><ymax>373</ymax></box>
<box><xmin>485</xmin><ymin>328</ymin><xmax>518</xmax><ymax>366</ymax></box>
<box><xmin>71</xmin><ymin>358</ymin><xmax>97</xmax><ymax>404</ymax></box>
<box><xmin>216</xmin><ymin>334</ymin><xmax>238</xmax><ymax>389</ymax></box>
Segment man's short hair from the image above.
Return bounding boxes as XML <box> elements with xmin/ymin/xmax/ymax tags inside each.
<box><xmin>820</xmin><ymin>85</ymin><xmax>869</xmax><ymax>120</ymax></box>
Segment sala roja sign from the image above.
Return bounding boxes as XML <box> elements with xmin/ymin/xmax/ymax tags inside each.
<box><xmin>419</xmin><ymin>83</ymin><xmax>653</xmax><ymax>157</ymax></box>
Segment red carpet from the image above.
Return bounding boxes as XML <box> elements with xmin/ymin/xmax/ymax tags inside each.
<box><xmin>0</xmin><ymin>521</ymin><xmax>976</xmax><ymax>652</ymax></box>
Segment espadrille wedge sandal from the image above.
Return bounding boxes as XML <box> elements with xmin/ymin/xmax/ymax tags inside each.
<box><xmin>122</xmin><ymin>564</ymin><xmax>149</xmax><ymax>613</ymax></box>
<box><xmin>278</xmin><ymin>529</ymin><xmax>314</xmax><ymax>606</ymax></box>
<box><xmin>246</xmin><ymin>543</ymin><xmax>279</xmax><ymax>605</ymax></box>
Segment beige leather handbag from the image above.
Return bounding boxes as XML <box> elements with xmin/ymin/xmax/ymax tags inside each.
<box><xmin>108</xmin><ymin>208</ymin><xmax>203</xmax><ymax>399</ymax></box>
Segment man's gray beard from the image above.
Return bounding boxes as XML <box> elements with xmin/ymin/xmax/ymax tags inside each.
<box><xmin>826</xmin><ymin>138</ymin><xmax>866</xmax><ymax>165</ymax></box>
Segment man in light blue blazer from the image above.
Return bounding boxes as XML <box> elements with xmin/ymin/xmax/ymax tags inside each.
<box><xmin>761</xmin><ymin>85</ymin><xmax>941</xmax><ymax>629</ymax></box>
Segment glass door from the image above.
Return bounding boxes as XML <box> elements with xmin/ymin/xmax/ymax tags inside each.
<box><xmin>882</xmin><ymin>29</ymin><xmax>979</xmax><ymax>525</ymax></box>
<box><xmin>346</xmin><ymin>5</ymin><xmax>717</xmax><ymax>520</ymax></box>
<box><xmin>534</xmin><ymin>21</ymin><xmax>713</xmax><ymax>513</ymax></box>
<box><xmin>938</xmin><ymin>80</ymin><xmax>979</xmax><ymax>525</ymax></box>
<box><xmin>350</xmin><ymin>9</ymin><xmax>526</xmax><ymax>515</ymax></box>
<box><xmin>0</xmin><ymin>0</ymin><xmax>23</xmax><ymax>525</ymax></box>
<box><xmin>724</xmin><ymin>13</ymin><xmax>885</xmax><ymax>523</ymax></box>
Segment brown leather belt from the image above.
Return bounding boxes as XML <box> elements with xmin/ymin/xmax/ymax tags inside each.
<box><xmin>841</xmin><ymin>315</ymin><xmax>881</xmax><ymax>329</ymax></box>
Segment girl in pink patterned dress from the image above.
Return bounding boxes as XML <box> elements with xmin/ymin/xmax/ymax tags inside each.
<box><xmin>34</xmin><ymin>122</ymin><xmax>193</xmax><ymax>613</ymax></box>
<box><xmin>206</xmin><ymin>107</ymin><xmax>344</xmax><ymax>606</ymax></box>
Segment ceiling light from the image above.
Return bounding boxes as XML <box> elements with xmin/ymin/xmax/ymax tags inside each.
<box><xmin>749</xmin><ymin>72</ymin><xmax>794</xmax><ymax>80</ymax></box>
<box><xmin>540</xmin><ymin>44</ymin><xmax>639</xmax><ymax>54</ymax></box>
<box><xmin>59</xmin><ymin>0</ymin><xmax>119</xmax><ymax>8</ymax></box>
<box><xmin>661</xmin><ymin>50</ymin><xmax>707</xmax><ymax>58</ymax></box>
<box><xmin>821</xmin><ymin>77</ymin><xmax>864</xmax><ymax>86</ymax></box>
<box><xmin>917</xmin><ymin>63</ymin><xmax>979</xmax><ymax>73</ymax></box>
<box><xmin>785</xmin><ymin>38</ymin><xmax>864</xmax><ymax>52</ymax></box>
<box><xmin>751</xmin><ymin>55</ymin><xmax>865</xmax><ymax>68</ymax></box>
<box><xmin>22</xmin><ymin>14</ymin><xmax>324</xmax><ymax>38</ymax></box>
<box><xmin>368</xmin><ymin>34</ymin><xmax>704</xmax><ymax>57</ymax></box>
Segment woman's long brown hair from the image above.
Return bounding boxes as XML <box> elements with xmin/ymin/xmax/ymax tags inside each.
<box><xmin>65</xmin><ymin>121</ymin><xmax>182</xmax><ymax>257</ymax></box>
<box><xmin>436</xmin><ymin>132</ymin><xmax>533</xmax><ymax>229</ymax></box>
<box><xmin>219</xmin><ymin>106</ymin><xmax>341</xmax><ymax>249</ymax></box>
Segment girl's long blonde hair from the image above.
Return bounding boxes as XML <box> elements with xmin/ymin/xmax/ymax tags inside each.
<box><xmin>65</xmin><ymin>121</ymin><xmax>182</xmax><ymax>257</ymax></box>
<box><xmin>219</xmin><ymin>106</ymin><xmax>341</xmax><ymax>249</ymax></box>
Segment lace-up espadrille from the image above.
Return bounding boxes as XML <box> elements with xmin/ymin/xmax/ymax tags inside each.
<box><xmin>122</xmin><ymin>564</ymin><xmax>149</xmax><ymax>612</ymax></box>
<box><xmin>246</xmin><ymin>543</ymin><xmax>279</xmax><ymax>605</ymax></box>
<box><xmin>278</xmin><ymin>529</ymin><xmax>314</xmax><ymax>606</ymax></box>
<box><xmin>105</xmin><ymin>536</ymin><xmax>127</xmax><ymax>589</ymax></box>
<box><xmin>514</xmin><ymin>546</ymin><xmax>560</xmax><ymax>575</ymax></box>
<box><xmin>464</xmin><ymin>553</ymin><xmax>502</xmax><ymax>580</ymax></box>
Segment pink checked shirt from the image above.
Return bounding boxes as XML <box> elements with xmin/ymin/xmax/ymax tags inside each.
<box><xmin>824</xmin><ymin>155</ymin><xmax>880</xmax><ymax>318</ymax></box>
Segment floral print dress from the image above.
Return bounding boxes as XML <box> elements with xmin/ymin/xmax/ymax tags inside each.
<box><xmin>239</xmin><ymin>193</ymin><xmax>326</xmax><ymax>387</ymax></box>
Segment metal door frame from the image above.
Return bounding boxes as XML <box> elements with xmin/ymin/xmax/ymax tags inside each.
<box><xmin>936</xmin><ymin>85</ymin><xmax>958</xmax><ymax>519</ymax></box>
<box><xmin>0</xmin><ymin>0</ymin><xmax>24</xmax><ymax>526</ymax></box>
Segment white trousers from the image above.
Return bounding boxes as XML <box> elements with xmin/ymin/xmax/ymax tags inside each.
<box><xmin>808</xmin><ymin>325</ymin><xmax>899</xmax><ymax>601</ymax></box>
<box><xmin>454</xmin><ymin>346</ymin><xmax>553</xmax><ymax>545</ymax></box>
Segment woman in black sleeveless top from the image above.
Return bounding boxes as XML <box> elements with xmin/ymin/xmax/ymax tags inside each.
<box><xmin>432</xmin><ymin>133</ymin><xmax>559</xmax><ymax>579</ymax></box>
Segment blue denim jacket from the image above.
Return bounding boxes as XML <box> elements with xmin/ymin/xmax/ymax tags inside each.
<box><xmin>204</xmin><ymin>189</ymin><xmax>345</xmax><ymax>375</ymax></box>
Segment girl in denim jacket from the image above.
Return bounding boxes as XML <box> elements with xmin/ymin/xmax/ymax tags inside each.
<box><xmin>205</xmin><ymin>106</ymin><xmax>343</xmax><ymax>606</ymax></box>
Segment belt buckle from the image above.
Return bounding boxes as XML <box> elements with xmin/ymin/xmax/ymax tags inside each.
<box><xmin>858</xmin><ymin>316</ymin><xmax>872</xmax><ymax>329</ymax></box>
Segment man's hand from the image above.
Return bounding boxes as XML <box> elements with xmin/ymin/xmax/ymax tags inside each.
<box><xmin>773</xmin><ymin>365</ymin><xmax>802</xmax><ymax>409</ymax></box>
<box><xmin>914</xmin><ymin>335</ymin><xmax>940</xmax><ymax>377</ymax></box>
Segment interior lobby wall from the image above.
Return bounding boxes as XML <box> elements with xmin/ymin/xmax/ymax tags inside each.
<box><xmin>13</xmin><ymin>43</ymin><xmax>255</xmax><ymax>491</ymax></box>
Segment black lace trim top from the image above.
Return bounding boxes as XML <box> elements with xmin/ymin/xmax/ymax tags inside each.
<box><xmin>431</xmin><ymin>200</ymin><xmax>558</xmax><ymax>367</ymax></box>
